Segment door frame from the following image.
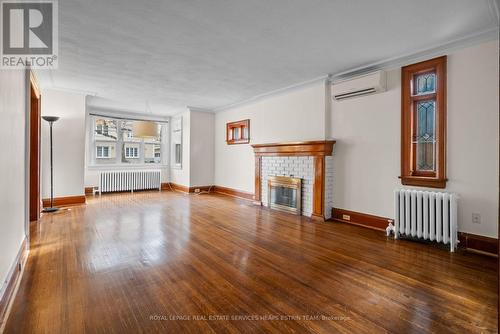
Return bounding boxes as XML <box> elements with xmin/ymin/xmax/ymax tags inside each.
<box><xmin>28</xmin><ymin>71</ymin><xmax>41</xmax><ymax>222</ymax></box>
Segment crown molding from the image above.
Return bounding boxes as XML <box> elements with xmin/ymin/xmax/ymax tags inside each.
<box><xmin>187</xmin><ymin>106</ymin><xmax>215</xmax><ymax>113</ymax></box>
<box><xmin>330</xmin><ymin>27</ymin><xmax>498</xmax><ymax>82</ymax></box>
<box><xmin>214</xmin><ymin>27</ymin><xmax>498</xmax><ymax>112</ymax></box>
<box><xmin>213</xmin><ymin>75</ymin><xmax>329</xmax><ymax>112</ymax></box>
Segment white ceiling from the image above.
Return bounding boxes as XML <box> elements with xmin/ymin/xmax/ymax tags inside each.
<box><xmin>37</xmin><ymin>0</ymin><xmax>499</xmax><ymax>115</ymax></box>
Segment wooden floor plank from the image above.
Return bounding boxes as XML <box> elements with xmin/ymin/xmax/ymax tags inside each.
<box><xmin>4</xmin><ymin>191</ymin><xmax>497</xmax><ymax>333</ymax></box>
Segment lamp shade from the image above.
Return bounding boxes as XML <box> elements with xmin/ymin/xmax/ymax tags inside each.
<box><xmin>132</xmin><ymin>121</ymin><xmax>158</xmax><ymax>138</ymax></box>
<box><xmin>42</xmin><ymin>116</ymin><xmax>60</xmax><ymax>122</ymax></box>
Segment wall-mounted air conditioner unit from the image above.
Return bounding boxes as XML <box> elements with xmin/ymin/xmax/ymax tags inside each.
<box><xmin>332</xmin><ymin>70</ymin><xmax>386</xmax><ymax>101</ymax></box>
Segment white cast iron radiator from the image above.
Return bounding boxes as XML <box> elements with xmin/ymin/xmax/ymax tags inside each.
<box><xmin>390</xmin><ymin>189</ymin><xmax>458</xmax><ymax>252</ymax></box>
<box><xmin>99</xmin><ymin>170</ymin><xmax>161</xmax><ymax>194</ymax></box>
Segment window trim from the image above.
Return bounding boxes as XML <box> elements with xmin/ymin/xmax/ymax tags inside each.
<box><xmin>400</xmin><ymin>56</ymin><xmax>447</xmax><ymax>188</ymax></box>
<box><xmin>96</xmin><ymin>145</ymin><xmax>111</xmax><ymax>159</ymax></box>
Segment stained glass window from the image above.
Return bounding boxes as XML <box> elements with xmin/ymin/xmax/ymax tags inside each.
<box><xmin>401</xmin><ymin>56</ymin><xmax>446</xmax><ymax>188</ymax></box>
<box><xmin>414</xmin><ymin>72</ymin><xmax>436</xmax><ymax>95</ymax></box>
<box><xmin>414</xmin><ymin>100</ymin><xmax>436</xmax><ymax>171</ymax></box>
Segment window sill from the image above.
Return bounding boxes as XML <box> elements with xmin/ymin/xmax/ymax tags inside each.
<box><xmin>399</xmin><ymin>176</ymin><xmax>447</xmax><ymax>189</ymax></box>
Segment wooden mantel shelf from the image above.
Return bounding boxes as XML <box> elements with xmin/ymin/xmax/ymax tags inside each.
<box><xmin>251</xmin><ymin>140</ymin><xmax>336</xmax><ymax>156</ymax></box>
<box><xmin>252</xmin><ymin>140</ymin><xmax>336</xmax><ymax>221</ymax></box>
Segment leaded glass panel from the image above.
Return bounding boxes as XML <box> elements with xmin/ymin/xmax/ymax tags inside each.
<box><xmin>414</xmin><ymin>100</ymin><xmax>436</xmax><ymax>171</ymax></box>
<box><xmin>414</xmin><ymin>72</ymin><xmax>436</xmax><ymax>95</ymax></box>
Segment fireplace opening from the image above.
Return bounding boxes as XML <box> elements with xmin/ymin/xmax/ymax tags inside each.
<box><xmin>268</xmin><ymin>176</ymin><xmax>302</xmax><ymax>215</ymax></box>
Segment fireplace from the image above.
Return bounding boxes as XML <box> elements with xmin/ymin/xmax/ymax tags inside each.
<box><xmin>267</xmin><ymin>176</ymin><xmax>302</xmax><ymax>215</ymax></box>
<box><xmin>252</xmin><ymin>140</ymin><xmax>335</xmax><ymax>220</ymax></box>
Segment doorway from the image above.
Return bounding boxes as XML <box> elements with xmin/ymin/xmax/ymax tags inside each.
<box><xmin>29</xmin><ymin>73</ymin><xmax>41</xmax><ymax>222</ymax></box>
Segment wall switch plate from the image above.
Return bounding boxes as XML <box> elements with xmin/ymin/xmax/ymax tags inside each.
<box><xmin>342</xmin><ymin>214</ymin><xmax>350</xmax><ymax>221</ymax></box>
<box><xmin>472</xmin><ymin>213</ymin><xmax>481</xmax><ymax>224</ymax></box>
<box><xmin>194</xmin><ymin>188</ymin><xmax>201</xmax><ymax>193</ymax></box>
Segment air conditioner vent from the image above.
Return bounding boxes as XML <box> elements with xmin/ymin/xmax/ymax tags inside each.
<box><xmin>332</xmin><ymin>70</ymin><xmax>386</xmax><ymax>101</ymax></box>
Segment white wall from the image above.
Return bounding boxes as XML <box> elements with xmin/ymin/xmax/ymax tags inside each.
<box><xmin>331</xmin><ymin>40</ymin><xmax>499</xmax><ymax>238</ymax></box>
<box><xmin>189</xmin><ymin>111</ymin><xmax>215</xmax><ymax>187</ymax></box>
<box><xmin>169</xmin><ymin>111</ymin><xmax>191</xmax><ymax>187</ymax></box>
<box><xmin>41</xmin><ymin>89</ymin><xmax>86</xmax><ymax>198</ymax></box>
<box><xmin>214</xmin><ymin>80</ymin><xmax>328</xmax><ymax>192</ymax></box>
<box><xmin>0</xmin><ymin>70</ymin><xmax>27</xmax><ymax>295</ymax></box>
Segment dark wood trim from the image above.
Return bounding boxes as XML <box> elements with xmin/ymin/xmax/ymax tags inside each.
<box><xmin>213</xmin><ymin>186</ymin><xmax>254</xmax><ymax>201</ymax></box>
<box><xmin>332</xmin><ymin>208</ymin><xmax>392</xmax><ymax>231</ymax></box>
<box><xmin>168</xmin><ymin>183</ymin><xmax>190</xmax><ymax>193</ymax></box>
<box><xmin>254</xmin><ymin>155</ymin><xmax>262</xmax><ymax>204</ymax></box>
<box><xmin>42</xmin><ymin>195</ymin><xmax>86</xmax><ymax>208</ymax></box>
<box><xmin>84</xmin><ymin>187</ymin><xmax>94</xmax><ymax>195</ymax></box>
<box><xmin>164</xmin><ymin>183</ymin><xmax>213</xmax><ymax>194</ymax></box>
<box><xmin>401</xmin><ymin>56</ymin><xmax>447</xmax><ymax>188</ymax></box>
<box><xmin>189</xmin><ymin>185</ymin><xmax>212</xmax><ymax>193</ymax></box>
<box><xmin>226</xmin><ymin>119</ymin><xmax>250</xmax><ymax>145</ymax></box>
<box><xmin>252</xmin><ymin>140</ymin><xmax>336</xmax><ymax>157</ymax></box>
<box><xmin>458</xmin><ymin>232</ymin><xmax>498</xmax><ymax>257</ymax></box>
<box><xmin>29</xmin><ymin>73</ymin><xmax>41</xmax><ymax>222</ymax></box>
<box><xmin>399</xmin><ymin>176</ymin><xmax>447</xmax><ymax>188</ymax></box>
<box><xmin>0</xmin><ymin>238</ymin><xmax>28</xmax><ymax>329</ymax></box>
<box><xmin>312</xmin><ymin>156</ymin><xmax>325</xmax><ymax>220</ymax></box>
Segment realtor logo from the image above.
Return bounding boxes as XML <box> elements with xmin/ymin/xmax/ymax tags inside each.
<box><xmin>1</xmin><ymin>0</ymin><xmax>58</xmax><ymax>68</ymax></box>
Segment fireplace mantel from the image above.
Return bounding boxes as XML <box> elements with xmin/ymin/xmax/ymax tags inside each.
<box><xmin>252</xmin><ymin>140</ymin><xmax>336</xmax><ymax>221</ymax></box>
<box><xmin>251</xmin><ymin>140</ymin><xmax>335</xmax><ymax>156</ymax></box>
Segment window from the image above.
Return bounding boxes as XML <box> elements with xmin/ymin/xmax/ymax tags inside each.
<box><xmin>171</xmin><ymin>117</ymin><xmax>182</xmax><ymax>168</ymax></box>
<box><xmin>90</xmin><ymin>116</ymin><xmax>166</xmax><ymax>166</ymax></box>
<box><xmin>96</xmin><ymin>146</ymin><xmax>110</xmax><ymax>158</ymax></box>
<box><xmin>226</xmin><ymin>119</ymin><xmax>250</xmax><ymax>144</ymax></box>
<box><xmin>125</xmin><ymin>146</ymin><xmax>139</xmax><ymax>158</ymax></box>
<box><xmin>401</xmin><ymin>56</ymin><xmax>446</xmax><ymax>188</ymax></box>
<box><xmin>174</xmin><ymin>143</ymin><xmax>182</xmax><ymax>165</ymax></box>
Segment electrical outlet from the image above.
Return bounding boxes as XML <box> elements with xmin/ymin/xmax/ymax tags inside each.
<box><xmin>472</xmin><ymin>213</ymin><xmax>481</xmax><ymax>224</ymax></box>
<box><xmin>194</xmin><ymin>188</ymin><xmax>201</xmax><ymax>193</ymax></box>
<box><xmin>342</xmin><ymin>214</ymin><xmax>350</xmax><ymax>221</ymax></box>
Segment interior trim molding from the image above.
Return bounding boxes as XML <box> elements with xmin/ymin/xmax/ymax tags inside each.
<box><xmin>211</xmin><ymin>28</ymin><xmax>497</xmax><ymax>113</ymax></box>
<box><xmin>458</xmin><ymin>232</ymin><xmax>498</xmax><ymax>257</ymax></box>
<box><xmin>167</xmin><ymin>182</ymin><xmax>190</xmax><ymax>193</ymax></box>
<box><xmin>84</xmin><ymin>187</ymin><xmax>94</xmax><ymax>195</ymax></box>
<box><xmin>332</xmin><ymin>208</ymin><xmax>392</xmax><ymax>231</ymax></box>
<box><xmin>166</xmin><ymin>183</ymin><xmax>213</xmax><ymax>194</ymax></box>
<box><xmin>0</xmin><ymin>238</ymin><xmax>28</xmax><ymax>331</ymax></box>
<box><xmin>252</xmin><ymin>140</ymin><xmax>335</xmax><ymax>157</ymax></box>
<box><xmin>330</xmin><ymin>27</ymin><xmax>498</xmax><ymax>81</ymax></box>
<box><xmin>42</xmin><ymin>195</ymin><xmax>86</xmax><ymax>208</ymax></box>
<box><xmin>214</xmin><ymin>75</ymin><xmax>329</xmax><ymax>112</ymax></box>
<box><xmin>213</xmin><ymin>185</ymin><xmax>254</xmax><ymax>201</ymax></box>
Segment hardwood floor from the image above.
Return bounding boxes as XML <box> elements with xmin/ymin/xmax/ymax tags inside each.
<box><xmin>4</xmin><ymin>191</ymin><xmax>497</xmax><ymax>333</ymax></box>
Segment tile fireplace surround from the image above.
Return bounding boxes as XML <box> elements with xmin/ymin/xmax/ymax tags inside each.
<box><xmin>252</xmin><ymin>140</ymin><xmax>335</xmax><ymax>220</ymax></box>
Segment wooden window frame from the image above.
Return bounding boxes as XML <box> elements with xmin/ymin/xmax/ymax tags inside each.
<box><xmin>401</xmin><ymin>56</ymin><xmax>447</xmax><ymax>188</ymax></box>
<box><xmin>226</xmin><ymin>119</ymin><xmax>250</xmax><ymax>145</ymax></box>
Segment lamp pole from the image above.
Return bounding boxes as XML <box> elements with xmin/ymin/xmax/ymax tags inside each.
<box><xmin>42</xmin><ymin>116</ymin><xmax>60</xmax><ymax>213</ymax></box>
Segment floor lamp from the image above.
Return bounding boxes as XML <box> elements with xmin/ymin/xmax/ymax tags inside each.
<box><xmin>42</xmin><ymin>116</ymin><xmax>60</xmax><ymax>213</ymax></box>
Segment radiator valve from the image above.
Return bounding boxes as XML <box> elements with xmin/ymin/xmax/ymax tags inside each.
<box><xmin>386</xmin><ymin>221</ymin><xmax>395</xmax><ymax>237</ymax></box>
